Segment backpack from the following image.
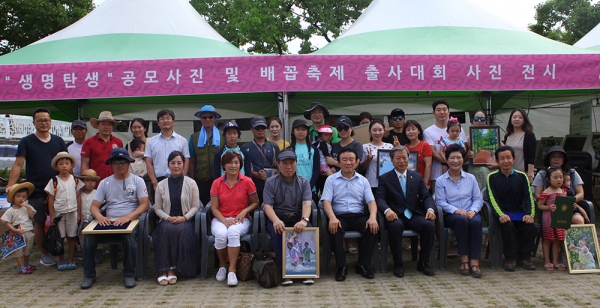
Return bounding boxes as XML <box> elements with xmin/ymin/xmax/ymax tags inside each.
<box><xmin>252</xmin><ymin>250</ymin><xmax>279</xmax><ymax>288</ymax></box>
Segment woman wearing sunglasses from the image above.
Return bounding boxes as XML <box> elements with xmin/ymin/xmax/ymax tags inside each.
<box><xmin>467</xmin><ymin>110</ymin><xmax>498</xmax><ymax>190</ymax></box>
<box><xmin>328</xmin><ymin>116</ymin><xmax>364</xmax><ymax>171</ymax></box>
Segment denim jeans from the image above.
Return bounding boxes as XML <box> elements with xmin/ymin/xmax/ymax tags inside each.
<box><xmin>83</xmin><ymin>230</ymin><xmax>137</xmax><ymax>278</ymax></box>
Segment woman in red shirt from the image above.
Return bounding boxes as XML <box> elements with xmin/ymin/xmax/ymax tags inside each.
<box><xmin>402</xmin><ymin>120</ymin><xmax>433</xmax><ymax>189</ymax></box>
<box><xmin>210</xmin><ymin>151</ymin><xmax>259</xmax><ymax>286</ymax></box>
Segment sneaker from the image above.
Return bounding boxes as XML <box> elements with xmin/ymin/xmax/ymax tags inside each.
<box><xmin>57</xmin><ymin>262</ymin><xmax>68</xmax><ymax>271</ymax></box>
<box><xmin>95</xmin><ymin>250</ymin><xmax>102</xmax><ymax>264</ymax></box>
<box><xmin>25</xmin><ymin>264</ymin><xmax>36</xmax><ymax>271</ymax></box>
<box><xmin>19</xmin><ymin>267</ymin><xmax>33</xmax><ymax>275</ymax></box>
<box><xmin>216</xmin><ymin>267</ymin><xmax>227</xmax><ymax>281</ymax></box>
<box><xmin>40</xmin><ymin>254</ymin><xmax>57</xmax><ymax>266</ymax></box>
<box><xmin>227</xmin><ymin>272</ymin><xmax>238</xmax><ymax>286</ymax></box>
<box><xmin>73</xmin><ymin>250</ymin><xmax>84</xmax><ymax>260</ymax></box>
<box><xmin>80</xmin><ymin>276</ymin><xmax>96</xmax><ymax>289</ymax></box>
<box><xmin>67</xmin><ymin>262</ymin><xmax>77</xmax><ymax>270</ymax></box>
<box><xmin>281</xmin><ymin>278</ymin><xmax>293</xmax><ymax>286</ymax></box>
<box><xmin>303</xmin><ymin>278</ymin><xmax>314</xmax><ymax>284</ymax></box>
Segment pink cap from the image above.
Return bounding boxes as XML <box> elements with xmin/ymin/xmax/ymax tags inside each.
<box><xmin>317</xmin><ymin>125</ymin><xmax>334</xmax><ymax>134</ymax></box>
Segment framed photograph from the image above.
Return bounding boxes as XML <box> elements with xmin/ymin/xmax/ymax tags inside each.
<box><xmin>564</xmin><ymin>224</ymin><xmax>600</xmax><ymax>274</ymax></box>
<box><xmin>377</xmin><ymin>150</ymin><xmax>394</xmax><ymax>178</ymax></box>
<box><xmin>264</xmin><ymin>168</ymin><xmax>277</xmax><ymax>179</ymax></box>
<box><xmin>282</xmin><ymin>227</ymin><xmax>320</xmax><ymax>279</ymax></box>
<box><xmin>534</xmin><ymin>137</ymin><xmax>564</xmax><ymax>169</ymax></box>
<box><xmin>408</xmin><ymin>151</ymin><xmax>418</xmax><ymax>172</ymax></box>
<box><xmin>469</xmin><ymin>126</ymin><xmax>500</xmax><ymax>166</ymax></box>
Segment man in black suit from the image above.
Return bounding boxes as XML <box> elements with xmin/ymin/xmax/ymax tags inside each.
<box><xmin>376</xmin><ymin>145</ymin><xmax>436</xmax><ymax>277</ymax></box>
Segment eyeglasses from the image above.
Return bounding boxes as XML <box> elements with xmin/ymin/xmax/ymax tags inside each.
<box><xmin>159</xmin><ymin>117</ymin><xmax>173</xmax><ymax>121</ymax></box>
<box><xmin>254</xmin><ymin>126</ymin><xmax>267</xmax><ymax>131</ymax></box>
<box><xmin>201</xmin><ymin>115</ymin><xmax>215</xmax><ymax>120</ymax></box>
<box><xmin>311</xmin><ymin>110</ymin><xmax>324</xmax><ymax>115</ymax></box>
<box><xmin>391</xmin><ymin>116</ymin><xmax>404</xmax><ymax>121</ymax></box>
<box><xmin>337</xmin><ymin>125</ymin><xmax>350</xmax><ymax>132</ymax></box>
<box><xmin>224</xmin><ymin>150</ymin><xmax>242</xmax><ymax>156</ymax></box>
<box><xmin>473</xmin><ymin>116</ymin><xmax>486</xmax><ymax>122</ymax></box>
<box><xmin>111</xmin><ymin>160</ymin><xmax>129</xmax><ymax>166</ymax></box>
<box><xmin>34</xmin><ymin>119</ymin><xmax>51</xmax><ymax>124</ymax></box>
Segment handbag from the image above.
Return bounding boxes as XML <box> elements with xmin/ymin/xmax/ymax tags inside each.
<box><xmin>236</xmin><ymin>251</ymin><xmax>255</xmax><ymax>281</ymax></box>
<box><xmin>253</xmin><ymin>249</ymin><xmax>279</xmax><ymax>288</ymax></box>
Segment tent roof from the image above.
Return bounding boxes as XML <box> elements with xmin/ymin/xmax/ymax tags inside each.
<box><xmin>314</xmin><ymin>0</ymin><xmax>593</xmax><ymax>55</ymax></box>
<box><xmin>574</xmin><ymin>23</ymin><xmax>600</xmax><ymax>51</ymax></box>
<box><xmin>0</xmin><ymin>0</ymin><xmax>246</xmax><ymax>64</ymax></box>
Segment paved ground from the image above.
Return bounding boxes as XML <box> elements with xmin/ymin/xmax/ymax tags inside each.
<box><xmin>1</xmin><ymin>222</ymin><xmax>599</xmax><ymax>307</ymax></box>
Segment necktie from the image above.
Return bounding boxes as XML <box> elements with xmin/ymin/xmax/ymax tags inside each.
<box><xmin>400</xmin><ymin>174</ymin><xmax>412</xmax><ymax>219</ymax></box>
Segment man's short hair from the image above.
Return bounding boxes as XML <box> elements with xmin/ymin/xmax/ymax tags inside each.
<box><xmin>390</xmin><ymin>145</ymin><xmax>410</xmax><ymax>158</ymax></box>
<box><xmin>495</xmin><ymin>145</ymin><xmax>515</xmax><ymax>160</ymax></box>
<box><xmin>444</xmin><ymin>144</ymin><xmax>466</xmax><ymax>160</ymax></box>
<box><xmin>432</xmin><ymin>100</ymin><xmax>449</xmax><ymax>111</ymax></box>
<box><xmin>157</xmin><ymin>109</ymin><xmax>175</xmax><ymax>121</ymax></box>
<box><xmin>32</xmin><ymin>107</ymin><xmax>51</xmax><ymax>119</ymax></box>
<box><xmin>337</xmin><ymin>147</ymin><xmax>358</xmax><ymax>162</ymax></box>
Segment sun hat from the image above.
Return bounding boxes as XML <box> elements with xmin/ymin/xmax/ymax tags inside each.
<box><xmin>303</xmin><ymin>103</ymin><xmax>330</xmax><ymax>120</ymax></box>
<box><xmin>194</xmin><ymin>105</ymin><xmax>222</xmax><ymax>119</ymax></box>
<box><xmin>90</xmin><ymin>111</ymin><xmax>119</xmax><ymax>129</ymax></box>
<box><xmin>105</xmin><ymin>148</ymin><xmax>134</xmax><ymax>165</ymax></box>
<box><xmin>78</xmin><ymin>169</ymin><xmax>101</xmax><ymax>181</ymax></box>
<box><xmin>51</xmin><ymin>152</ymin><xmax>76</xmax><ymax>171</ymax></box>
<box><xmin>317</xmin><ymin>125</ymin><xmax>334</xmax><ymax>134</ymax></box>
<box><xmin>7</xmin><ymin>182</ymin><xmax>34</xmax><ymax>203</ymax></box>
<box><xmin>544</xmin><ymin>146</ymin><xmax>568</xmax><ymax>167</ymax></box>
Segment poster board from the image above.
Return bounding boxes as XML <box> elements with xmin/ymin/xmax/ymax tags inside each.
<box><xmin>569</xmin><ymin>101</ymin><xmax>592</xmax><ymax>135</ymax></box>
<box><xmin>353</xmin><ymin>124</ymin><xmax>370</xmax><ymax>145</ymax></box>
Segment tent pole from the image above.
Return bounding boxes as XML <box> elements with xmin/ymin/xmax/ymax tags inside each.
<box><xmin>279</xmin><ymin>92</ymin><xmax>289</xmax><ymax>141</ymax></box>
<box><xmin>487</xmin><ymin>95</ymin><xmax>493</xmax><ymax>126</ymax></box>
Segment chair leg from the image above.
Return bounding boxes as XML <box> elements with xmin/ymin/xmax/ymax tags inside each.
<box><xmin>201</xmin><ymin>243</ymin><xmax>209</xmax><ymax>280</ymax></box>
<box><xmin>322</xmin><ymin>235</ymin><xmax>330</xmax><ymax>275</ymax></box>
<box><xmin>439</xmin><ymin>230</ymin><xmax>448</xmax><ymax>270</ymax></box>
<box><xmin>109</xmin><ymin>244</ymin><xmax>119</xmax><ymax>270</ymax></box>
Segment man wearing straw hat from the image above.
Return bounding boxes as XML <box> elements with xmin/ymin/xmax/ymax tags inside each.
<box><xmin>6</xmin><ymin>107</ymin><xmax>67</xmax><ymax>267</ymax></box>
<box><xmin>81</xmin><ymin>111</ymin><xmax>124</xmax><ymax>182</ymax></box>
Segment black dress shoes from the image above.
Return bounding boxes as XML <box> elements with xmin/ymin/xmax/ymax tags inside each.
<box><xmin>417</xmin><ymin>261</ymin><xmax>435</xmax><ymax>276</ymax></box>
<box><xmin>355</xmin><ymin>263</ymin><xmax>375</xmax><ymax>279</ymax></box>
<box><xmin>393</xmin><ymin>264</ymin><xmax>404</xmax><ymax>278</ymax></box>
<box><xmin>335</xmin><ymin>266</ymin><xmax>348</xmax><ymax>281</ymax></box>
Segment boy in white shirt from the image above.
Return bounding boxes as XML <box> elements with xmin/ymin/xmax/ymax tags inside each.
<box><xmin>45</xmin><ymin>152</ymin><xmax>84</xmax><ymax>271</ymax></box>
<box><xmin>1</xmin><ymin>182</ymin><xmax>37</xmax><ymax>274</ymax></box>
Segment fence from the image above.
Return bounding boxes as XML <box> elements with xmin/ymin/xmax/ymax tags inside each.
<box><xmin>0</xmin><ymin>117</ymin><xmax>73</xmax><ymax>141</ymax></box>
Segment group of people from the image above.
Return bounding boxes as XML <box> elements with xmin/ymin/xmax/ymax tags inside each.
<box><xmin>0</xmin><ymin>100</ymin><xmax>591</xmax><ymax>289</ymax></box>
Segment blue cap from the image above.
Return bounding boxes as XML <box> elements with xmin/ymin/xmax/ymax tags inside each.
<box><xmin>194</xmin><ymin>105</ymin><xmax>221</xmax><ymax>119</ymax></box>
<box><xmin>104</xmin><ymin>148</ymin><xmax>134</xmax><ymax>165</ymax></box>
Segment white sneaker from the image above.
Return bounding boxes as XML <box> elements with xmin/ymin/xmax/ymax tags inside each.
<box><xmin>227</xmin><ymin>272</ymin><xmax>238</xmax><ymax>286</ymax></box>
<box><xmin>216</xmin><ymin>267</ymin><xmax>227</xmax><ymax>281</ymax></box>
<box><xmin>303</xmin><ymin>278</ymin><xmax>314</xmax><ymax>284</ymax></box>
<box><xmin>281</xmin><ymin>278</ymin><xmax>293</xmax><ymax>285</ymax></box>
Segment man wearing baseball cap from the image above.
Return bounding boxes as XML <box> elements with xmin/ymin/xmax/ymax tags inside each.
<box><xmin>304</xmin><ymin>103</ymin><xmax>340</xmax><ymax>144</ymax></box>
<box><xmin>242</xmin><ymin>116</ymin><xmax>280</xmax><ymax>203</ymax></box>
<box><xmin>81</xmin><ymin>111</ymin><xmax>124</xmax><ymax>182</ymax></box>
<box><xmin>383</xmin><ymin>108</ymin><xmax>409</xmax><ymax>146</ymax></box>
<box><xmin>67</xmin><ymin>120</ymin><xmax>88</xmax><ymax>176</ymax></box>
<box><xmin>262</xmin><ymin>150</ymin><xmax>313</xmax><ymax>285</ymax></box>
<box><xmin>81</xmin><ymin>148</ymin><xmax>149</xmax><ymax>289</ymax></box>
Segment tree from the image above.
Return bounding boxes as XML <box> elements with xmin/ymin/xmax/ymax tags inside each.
<box><xmin>0</xmin><ymin>0</ymin><xmax>94</xmax><ymax>55</ymax></box>
<box><xmin>190</xmin><ymin>0</ymin><xmax>370</xmax><ymax>54</ymax></box>
<box><xmin>529</xmin><ymin>0</ymin><xmax>600</xmax><ymax>45</ymax></box>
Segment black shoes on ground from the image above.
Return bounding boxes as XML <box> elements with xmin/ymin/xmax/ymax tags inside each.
<box><xmin>355</xmin><ymin>263</ymin><xmax>375</xmax><ymax>279</ymax></box>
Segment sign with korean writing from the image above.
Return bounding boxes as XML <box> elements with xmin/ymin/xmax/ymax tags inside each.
<box><xmin>1</xmin><ymin>54</ymin><xmax>600</xmax><ymax>101</ymax></box>
<box><xmin>570</xmin><ymin>101</ymin><xmax>592</xmax><ymax>135</ymax></box>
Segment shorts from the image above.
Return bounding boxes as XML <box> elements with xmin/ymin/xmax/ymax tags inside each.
<box><xmin>29</xmin><ymin>193</ymin><xmax>48</xmax><ymax>224</ymax></box>
<box><xmin>55</xmin><ymin>211</ymin><xmax>78</xmax><ymax>238</ymax></box>
<box><xmin>12</xmin><ymin>231</ymin><xmax>34</xmax><ymax>258</ymax></box>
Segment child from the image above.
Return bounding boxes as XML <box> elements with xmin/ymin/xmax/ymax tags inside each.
<box><xmin>128</xmin><ymin>138</ymin><xmax>147</xmax><ymax>178</ymax></box>
<box><xmin>562</xmin><ymin>173</ymin><xmax>590</xmax><ymax>224</ymax></box>
<box><xmin>537</xmin><ymin>166</ymin><xmax>567</xmax><ymax>271</ymax></box>
<box><xmin>1</xmin><ymin>182</ymin><xmax>36</xmax><ymax>274</ymax></box>
<box><xmin>302</xmin><ymin>242</ymin><xmax>315</xmax><ymax>265</ymax></box>
<box><xmin>439</xmin><ymin>119</ymin><xmax>466</xmax><ymax>173</ymax></box>
<box><xmin>44</xmin><ymin>152</ymin><xmax>84</xmax><ymax>271</ymax></box>
<box><xmin>77</xmin><ymin>169</ymin><xmax>101</xmax><ymax>263</ymax></box>
<box><xmin>315</xmin><ymin>125</ymin><xmax>335</xmax><ymax>177</ymax></box>
<box><xmin>286</xmin><ymin>241</ymin><xmax>301</xmax><ymax>267</ymax></box>
<box><xmin>569</xmin><ymin>237</ymin><xmax>597</xmax><ymax>270</ymax></box>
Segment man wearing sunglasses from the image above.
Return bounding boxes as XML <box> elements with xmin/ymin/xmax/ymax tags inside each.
<box><xmin>303</xmin><ymin>103</ymin><xmax>340</xmax><ymax>144</ymax></box>
<box><xmin>383</xmin><ymin>108</ymin><xmax>409</xmax><ymax>146</ymax></box>
<box><xmin>242</xmin><ymin>116</ymin><xmax>280</xmax><ymax>203</ymax></box>
<box><xmin>188</xmin><ymin>105</ymin><xmax>224</xmax><ymax>206</ymax></box>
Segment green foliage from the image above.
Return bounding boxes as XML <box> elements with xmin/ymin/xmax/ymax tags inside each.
<box><xmin>0</xmin><ymin>0</ymin><xmax>94</xmax><ymax>55</ymax></box>
<box><xmin>472</xmin><ymin>128</ymin><xmax>498</xmax><ymax>152</ymax></box>
<box><xmin>529</xmin><ymin>0</ymin><xmax>600</xmax><ymax>45</ymax></box>
<box><xmin>0</xmin><ymin>168</ymin><xmax>25</xmax><ymax>181</ymax></box>
<box><xmin>190</xmin><ymin>0</ymin><xmax>370</xmax><ymax>54</ymax></box>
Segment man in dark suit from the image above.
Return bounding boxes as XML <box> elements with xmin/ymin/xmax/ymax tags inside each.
<box><xmin>376</xmin><ymin>145</ymin><xmax>436</xmax><ymax>277</ymax></box>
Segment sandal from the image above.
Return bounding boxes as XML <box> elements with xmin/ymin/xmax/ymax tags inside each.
<box><xmin>470</xmin><ymin>265</ymin><xmax>482</xmax><ymax>278</ymax></box>
<box><xmin>554</xmin><ymin>263</ymin><xmax>566</xmax><ymax>271</ymax></box>
<box><xmin>157</xmin><ymin>276</ymin><xmax>168</xmax><ymax>286</ymax></box>
<box><xmin>460</xmin><ymin>262</ymin><xmax>470</xmax><ymax>276</ymax></box>
<box><xmin>346</xmin><ymin>247</ymin><xmax>358</xmax><ymax>255</ymax></box>
<box><xmin>168</xmin><ymin>275</ymin><xmax>177</xmax><ymax>285</ymax></box>
<box><xmin>544</xmin><ymin>263</ymin><xmax>554</xmax><ymax>271</ymax></box>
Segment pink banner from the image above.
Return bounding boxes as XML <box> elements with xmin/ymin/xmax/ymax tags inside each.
<box><xmin>1</xmin><ymin>54</ymin><xmax>600</xmax><ymax>101</ymax></box>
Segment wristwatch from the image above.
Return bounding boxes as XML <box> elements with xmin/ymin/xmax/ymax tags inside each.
<box><xmin>301</xmin><ymin>217</ymin><xmax>310</xmax><ymax>223</ymax></box>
